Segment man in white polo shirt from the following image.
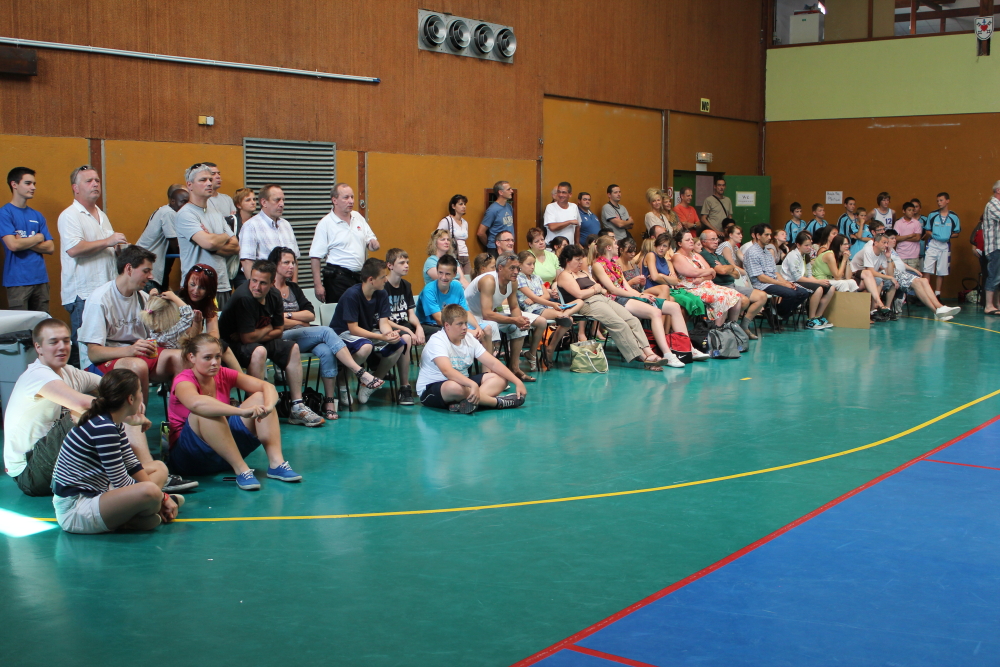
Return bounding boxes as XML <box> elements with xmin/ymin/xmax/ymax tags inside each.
<box><xmin>58</xmin><ymin>165</ymin><xmax>127</xmax><ymax>367</ymax></box>
<box><xmin>239</xmin><ymin>184</ymin><xmax>299</xmax><ymax>282</ymax></box>
<box><xmin>309</xmin><ymin>183</ymin><xmax>379</xmax><ymax>303</ymax></box>
<box><xmin>543</xmin><ymin>181</ymin><xmax>581</xmax><ymax>245</ymax></box>
<box><xmin>174</xmin><ymin>163</ymin><xmax>239</xmax><ymax>307</ymax></box>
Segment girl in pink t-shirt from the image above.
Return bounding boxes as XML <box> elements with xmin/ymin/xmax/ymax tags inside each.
<box><xmin>167</xmin><ymin>333</ymin><xmax>302</xmax><ymax>491</ymax></box>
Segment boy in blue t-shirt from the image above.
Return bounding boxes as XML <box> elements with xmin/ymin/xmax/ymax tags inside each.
<box><xmin>784</xmin><ymin>202</ymin><xmax>808</xmax><ymax>241</ymax></box>
<box><xmin>416</xmin><ymin>254</ymin><xmax>485</xmax><ymax>338</ymax></box>
<box><xmin>921</xmin><ymin>192</ymin><xmax>960</xmax><ymax>296</ymax></box>
<box><xmin>806</xmin><ymin>203</ymin><xmax>829</xmax><ymax>236</ymax></box>
<box><xmin>849</xmin><ymin>207</ymin><xmax>873</xmax><ymax>259</ymax></box>
<box><xmin>0</xmin><ymin>167</ymin><xmax>54</xmax><ymax>312</ymax></box>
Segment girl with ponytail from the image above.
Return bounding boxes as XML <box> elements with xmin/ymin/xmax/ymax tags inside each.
<box><xmin>51</xmin><ymin>369</ymin><xmax>181</xmax><ymax>533</ymax></box>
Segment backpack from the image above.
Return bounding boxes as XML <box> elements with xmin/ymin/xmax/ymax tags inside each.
<box><xmin>721</xmin><ymin>322</ymin><xmax>749</xmax><ymax>353</ymax></box>
<box><xmin>708</xmin><ymin>324</ymin><xmax>742</xmax><ymax>359</ymax></box>
<box><xmin>667</xmin><ymin>332</ymin><xmax>693</xmax><ymax>364</ymax></box>
<box><xmin>688</xmin><ymin>316</ymin><xmax>711</xmax><ymax>353</ymax></box>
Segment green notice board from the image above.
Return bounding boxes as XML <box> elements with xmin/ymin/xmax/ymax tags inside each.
<box><xmin>724</xmin><ymin>175</ymin><xmax>771</xmax><ymax>234</ymax></box>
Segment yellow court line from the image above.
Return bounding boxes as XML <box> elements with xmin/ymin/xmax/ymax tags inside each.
<box><xmin>906</xmin><ymin>315</ymin><xmax>1000</xmax><ymax>334</ymax></box>
<box><xmin>32</xmin><ymin>314</ymin><xmax>999</xmax><ymax>524</ymax></box>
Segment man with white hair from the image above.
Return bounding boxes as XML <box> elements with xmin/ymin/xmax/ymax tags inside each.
<box><xmin>982</xmin><ymin>180</ymin><xmax>1000</xmax><ymax>314</ymax></box>
<box><xmin>309</xmin><ymin>183</ymin><xmax>379</xmax><ymax>304</ymax></box>
<box><xmin>173</xmin><ymin>163</ymin><xmax>239</xmax><ymax>307</ymax></box>
<box><xmin>58</xmin><ymin>165</ymin><xmax>127</xmax><ymax>367</ymax></box>
<box><xmin>239</xmin><ymin>184</ymin><xmax>299</xmax><ymax>281</ymax></box>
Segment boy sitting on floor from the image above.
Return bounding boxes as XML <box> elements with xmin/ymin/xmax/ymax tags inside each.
<box><xmin>416</xmin><ymin>303</ymin><xmax>526</xmax><ymax>414</ymax></box>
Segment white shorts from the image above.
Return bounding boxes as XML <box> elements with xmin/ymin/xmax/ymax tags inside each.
<box><xmin>53</xmin><ymin>493</ymin><xmax>109</xmax><ymax>534</ymax></box>
<box><xmin>476</xmin><ymin>313</ymin><xmax>537</xmax><ymax>342</ymax></box>
<box><xmin>922</xmin><ymin>241</ymin><xmax>950</xmax><ymax>276</ymax></box>
<box><xmin>829</xmin><ymin>279</ymin><xmax>859</xmax><ymax>292</ymax></box>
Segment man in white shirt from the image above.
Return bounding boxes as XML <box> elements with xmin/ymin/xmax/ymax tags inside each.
<box><xmin>58</xmin><ymin>165</ymin><xmax>127</xmax><ymax>367</ymax></box>
<box><xmin>309</xmin><ymin>183</ymin><xmax>379</xmax><ymax>303</ymax></box>
<box><xmin>850</xmin><ymin>235</ymin><xmax>896</xmax><ymax>320</ymax></box>
<box><xmin>79</xmin><ymin>245</ymin><xmax>184</xmax><ymax>398</ymax></box>
<box><xmin>4</xmin><ymin>319</ymin><xmax>98</xmax><ymax>495</ymax></box>
<box><xmin>137</xmin><ymin>184</ymin><xmax>187</xmax><ymax>292</ymax></box>
<box><xmin>416</xmin><ymin>303</ymin><xmax>526</xmax><ymax>413</ymax></box>
<box><xmin>239</xmin><ymin>184</ymin><xmax>299</xmax><ymax>281</ymax></box>
<box><xmin>543</xmin><ymin>182</ymin><xmax>581</xmax><ymax>245</ymax></box>
<box><xmin>173</xmin><ymin>164</ymin><xmax>239</xmax><ymax>307</ymax></box>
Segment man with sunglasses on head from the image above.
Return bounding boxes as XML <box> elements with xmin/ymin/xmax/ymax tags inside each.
<box><xmin>174</xmin><ymin>164</ymin><xmax>239</xmax><ymax>308</ymax></box>
<box><xmin>58</xmin><ymin>165</ymin><xmax>127</xmax><ymax>367</ymax></box>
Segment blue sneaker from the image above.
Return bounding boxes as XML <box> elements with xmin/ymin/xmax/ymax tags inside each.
<box><xmin>236</xmin><ymin>470</ymin><xmax>261</xmax><ymax>491</ymax></box>
<box><xmin>806</xmin><ymin>318</ymin><xmax>821</xmax><ymax>330</ymax></box>
<box><xmin>266</xmin><ymin>461</ymin><xmax>302</xmax><ymax>483</ymax></box>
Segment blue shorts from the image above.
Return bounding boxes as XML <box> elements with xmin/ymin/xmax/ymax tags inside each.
<box><xmin>169</xmin><ymin>415</ymin><xmax>261</xmax><ymax>476</ymax></box>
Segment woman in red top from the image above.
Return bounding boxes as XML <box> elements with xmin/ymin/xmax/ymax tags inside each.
<box><xmin>168</xmin><ymin>333</ymin><xmax>301</xmax><ymax>491</ymax></box>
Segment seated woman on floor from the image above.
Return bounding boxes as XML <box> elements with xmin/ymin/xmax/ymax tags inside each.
<box><xmin>50</xmin><ymin>368</ymin><xmax>180</xmax><ymax>534</ymax></box>
<box><xmin>556</xmin><ymin>244</ymin><xmax>671</xmax><ymax>371</ymax></box>
<box><xmin>168</xmin><ymin>333</ymin><xmax>302</xmax><ymax>492</ymax></box>
<box><xmin>670</xmin><ymin>229</ymin><xmax>744</xmax><ymax>326</ymax></box>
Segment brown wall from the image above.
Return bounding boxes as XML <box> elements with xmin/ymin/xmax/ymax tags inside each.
<box><xmin>542</xmin><ymin>97</ymin><xmax>663</xmax><ymax>244</ymax></box>
<box><xmin>0</xmin><ymin>0</ymin><xmax>764</xmax><ymax>161</ymax></box>
<box><xmin>667</xmin><ymin>112</ymin><xmax>760</xmax><ymax>182</ymax></box>
<box><xmin>765</xmin><ymin>114</ymin><xmax>998</xmax><ymax>296</ymax></box>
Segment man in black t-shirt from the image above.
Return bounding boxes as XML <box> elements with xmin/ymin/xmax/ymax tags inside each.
<box><xmin>218</xmin><ymin>260</ymin><xmax>324</xmax><ymax>426</ymax></box>
<box><xmin>330</xmin><ymin>258</ymin><xmax>412</xmax><ymax>405</ymax></box>
<box><xmin>382</xmin><ymin>249</ymin><xmax>424</xmax><ymax>406</ymax></box>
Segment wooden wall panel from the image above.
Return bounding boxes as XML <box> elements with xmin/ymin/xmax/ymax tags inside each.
<box><xmin>542</xmin><ymin>0</ymin><xmax>765</xmax><ymax>122</ymax></box>
<box><xmin>667</xmin><ymin>112</ymin><xmax>760</xmax><ymax>182</ymax></box>
<box><xmin>0</xmin><ymin>1</ymin><xmax>763</xmax><ymax>158</ymax></box>
<box><xmin>542</xmin><ymin>98</ymin><xmax>662</xmax><ymax>244</ymax></box>
<box><xmin>765</xmin><ymin>114</ymin><xmax>998</xmax><ymax>297</ymax></box>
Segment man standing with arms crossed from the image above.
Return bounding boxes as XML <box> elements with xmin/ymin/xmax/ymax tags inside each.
<box><xmin>1</xmin><ymin>167</ymin><xmax>54</xmax><ymax>312</ymax></box>
<box><xmin>478</xmin><ymin>180</ymin><xmax>514</xmax><ymax>258</ymax></box>
<box><xmin>58</xmin><ymin>165</ymin><xmax>126</xmax><ymax>367</ymax></box>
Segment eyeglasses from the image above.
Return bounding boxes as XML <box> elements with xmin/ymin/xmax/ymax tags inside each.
<box><xmin>191</xmin><ymin>265</ymin><xmax>217</xmax><ymax>277</ymax></box>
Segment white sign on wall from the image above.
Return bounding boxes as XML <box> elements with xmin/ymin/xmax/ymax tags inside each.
<box><xmin>735</xmin><ymin>191</ymin><xmax>756</xmax><ymax>207</ymax></box>
<box><xmin>825</xmin><ymin>191</ymin><xmax>843</xmax><ymax>205</ymax></box>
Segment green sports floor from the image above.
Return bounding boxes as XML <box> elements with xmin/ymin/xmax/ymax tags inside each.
<box><xmin>1</xmin><ymin>308</ymin><xmax>997</xmax><ymax>666</ymax></box>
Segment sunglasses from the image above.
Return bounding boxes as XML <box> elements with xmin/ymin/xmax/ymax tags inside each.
<box><xmin>191</xmin><ymin>265</ymin><xmax>217</xmax><ymax>278</ymax></box>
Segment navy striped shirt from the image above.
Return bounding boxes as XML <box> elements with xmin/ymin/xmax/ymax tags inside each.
<box><xmin>52</xmin><ymin>415</ymin><xmax>143</xmax><ymax>498</ymax></box>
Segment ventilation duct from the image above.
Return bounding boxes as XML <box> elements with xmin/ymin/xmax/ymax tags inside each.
<box><xmin>417</xmin><ymin>10</ymin><xmax>515</xmax><ymax>63</ymax></box>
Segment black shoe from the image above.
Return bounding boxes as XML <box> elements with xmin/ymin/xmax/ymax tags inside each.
<box><xmin>398</xmin><ymin>385</ymin><xmax>414</xmax><ymax>406</ymax></box>
<box><xmin>889</xmin><ymin>311</ymin><xmax>899</xmax><ymax>321</ymax></box>
<box><xmin>494</xmin><ymin>393</ymin><xmax>525</xmax><ymax>409</ymax></box>
<box><xmin>163</xmin><ymin>474</ymin><xmax>198</xmax><ymax>493</ymax></box>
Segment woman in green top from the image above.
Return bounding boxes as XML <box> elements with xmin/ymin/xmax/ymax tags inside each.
<box><xmin>526</xmin><ymin>227</ymin><xmax>562</xmax><ymax>288</ymax></box>
<box><xmin>814</xmin><ymin>234</ymin><xmax>859</xmax><ymax>291</ymax></box>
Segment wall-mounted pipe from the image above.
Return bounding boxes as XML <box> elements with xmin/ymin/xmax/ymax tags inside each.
<box><xmin>0</xmin><ymin>36</ymin><xmax>380</xmax><ymax>83</ymax></box>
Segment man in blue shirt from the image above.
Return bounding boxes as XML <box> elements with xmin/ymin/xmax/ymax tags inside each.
<box><xmin>0</xmin><ymin>167</ymin><xmax>54</xmax><ymax>312</ymax></box>
<box><xmin>784</xmin><ymin>202</ymin><xmax>808</xmax><ymax>241</ymax></box>
<box><xmin>577</xmin><ymin>192</ymin><xmax>601</xmax><ymax>243</ymax></box>
<box><xmin>806</xmin><ymin>203</ymin><xmax>830</xmax><ymax>236</ymax></box>
<box><xmin>477</xmin><ymin>180</ymin><xmax>514</xmax><ymax>257</ymax></box>
<box><xmin>416</xmin><ymin>254</ymin><xmax>485</xmax><ymax>340</ymax></box>
<box><xmin>922</xmin><ymin>192</ymin><xmax>960</xmax><ymax>296</ymax></box>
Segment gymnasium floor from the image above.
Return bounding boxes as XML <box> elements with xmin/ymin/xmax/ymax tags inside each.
<box><xmin>1</xmin><ymin>309</ymin><xmax>998</xmax><ymax>666</ymax></box>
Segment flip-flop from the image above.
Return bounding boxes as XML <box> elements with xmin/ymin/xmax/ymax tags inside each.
<box><xmin>515</xmin><ymin>373</ymin><xmax>537</xmax><ymax>383</ymax></box>
<box><xmin>988</xmin><ymin>311</ymin><xmax>1000</xmax><ymax>317</ymax></box>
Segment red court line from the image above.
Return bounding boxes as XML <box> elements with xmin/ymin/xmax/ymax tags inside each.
<box><xmin>512</xmin><ymin>413</ymin><xmax>1000</xmax><ymax>667</ymax></box>
<box><xmin>923</xmin><ymin>458</ymin><xmax>1000</xmax><ymax>472</ymax></box>
<box><xmin>566</xmin><ymin>644</ymin><xmax>659</xmax><ymax>666</ymax></box>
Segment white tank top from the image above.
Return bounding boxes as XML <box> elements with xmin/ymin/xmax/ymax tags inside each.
<box><xmin>464</xmin><ymin>271</ymin><xmax>511</xmax><ymax>318</ymax></box>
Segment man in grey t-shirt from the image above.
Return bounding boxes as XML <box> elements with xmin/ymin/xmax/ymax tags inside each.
<box><xmin>601</xmin><ymin>184</ymin><xmax>633</xmax><ymax>242</ymax></box>
<box><xmin>700</xmin><ymin>177</ymin><xmax>733</xmax><ymax>234</ymax></box>
<box><xmin>174</xmin><ymin>164</ymin><xmax>238</xmax><ymax>305</ymax></box>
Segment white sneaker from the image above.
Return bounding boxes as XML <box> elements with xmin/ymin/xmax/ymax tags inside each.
<box><xmin>662</xmin><ymin>351</ymin><xmax>686</xmax><ymax>368</ymax></box>
<box><xmin>691</xmin><ymin>347</ymin><xmax>709</xmax><ymax>361</ymax></box>
<box><xmin>935</xmin><ymin>305</ymin><xmax>960</xmax><ymax>318</ymax></box>
<box><xmin>938</xmin><ymin>315</ymin><xmax>953</xmax><ymax>322</ymax></box>
<box><xmin>358</xmin><ymin>384</ymin><xmax>378</xmax><ymax>404</ymax></box>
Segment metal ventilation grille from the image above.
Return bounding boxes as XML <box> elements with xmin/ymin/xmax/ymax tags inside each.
<box><xmin>243</xmin><ymin>137</ymin><xmax>336</xmax><ymax>288</ymax></box>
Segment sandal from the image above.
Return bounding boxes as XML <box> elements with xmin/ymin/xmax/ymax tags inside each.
<box><xmin>354</xmin><ymin>368</ymin><xmax>384</xmax><ymax>389</ymax></box>
<box><xmin>323</xmin><ymin>396</ymin><xmax>339</xmax><ymax>421</ymax></box>
<box><xmin>515</xmin><ymin>371</ymin><xmax>537</xmax><ymax>383</ymax></box>
<box><xmin>523</xmin><ymin>351</ymin><xmax>538</xmax><ymax>372</ymax></box>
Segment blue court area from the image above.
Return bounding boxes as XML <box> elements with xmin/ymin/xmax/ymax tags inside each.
<box><xmin>531</xmin><ymin>419</ymin><xmax>1000</xmax><ymax>667</ymax></box>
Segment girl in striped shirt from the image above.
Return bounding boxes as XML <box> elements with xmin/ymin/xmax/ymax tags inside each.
<box><xmin>51</xmin><ymin>368</ymin><xmax>181</xmax><ymax>534</ymax></box>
